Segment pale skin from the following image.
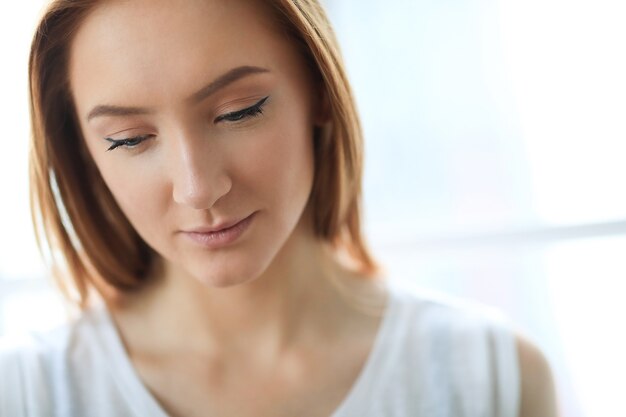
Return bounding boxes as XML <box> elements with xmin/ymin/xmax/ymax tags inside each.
<box><xmin>68</xmin><ymin>0</ymin><xmax>558</xmax><ymax>416</ymax></box>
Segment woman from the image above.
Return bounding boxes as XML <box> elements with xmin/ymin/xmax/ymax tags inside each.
<box><xmin>1</xmin><ymin>0</ymin><xmax>557</xmax><ymax>416</ymax></box>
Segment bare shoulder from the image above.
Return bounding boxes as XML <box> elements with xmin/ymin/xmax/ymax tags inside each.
<box><xmin>516</xmin><ymin>332</ymin><xmax>559</xmax><ymax>417</ymax></box>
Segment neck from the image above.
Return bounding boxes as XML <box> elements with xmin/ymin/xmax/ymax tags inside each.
<box><xmin>109</xmin><ymin>227</ymin><xmax>363</xmax><ymax>361</ymax></box>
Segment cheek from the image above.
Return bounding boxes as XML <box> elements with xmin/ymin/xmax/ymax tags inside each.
<box><xmin>95</xmin><ymin>158</ymin><xmax>169</xmax><ymax>245</ymax></box>
<box><xmin>237</xmin><ymin>120</ymin><xmax>315</xmax><ymax>206</ymax></box>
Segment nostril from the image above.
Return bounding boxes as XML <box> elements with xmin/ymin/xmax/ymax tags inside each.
<box><xmin>172</xmin><ymin>172</ymin><xmax>232</xmax><ymax>210</ymax></box>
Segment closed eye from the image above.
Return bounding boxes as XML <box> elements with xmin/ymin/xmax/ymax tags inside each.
<box><xmin>214</xmin><ymin>96</ymin><xmax>269</xmax><ymax>123</ymax></box>
<box><xmin>103</xmin><ymin>96</ymin><xmax>270</xmax><ymax>152</ymax></box>
<box><xmin>105</xmin><ymin>134</ymin><xmax>153</xmax><ymax>151</ymax></box>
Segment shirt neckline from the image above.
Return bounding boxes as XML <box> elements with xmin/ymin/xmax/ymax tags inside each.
<box><xmin>90</xmin><ymin>281</ymin><xmax>400</xmax><ymax>417</ymax></box>
<box><xmin>330</xmin><ymin>280</ymin><xmax>401</xmax><ymax>416</ymax></box>
<box><xmin>91</xmin><ymin>301</ymin><xmax>170</xmax><ymax>417</ymax></box>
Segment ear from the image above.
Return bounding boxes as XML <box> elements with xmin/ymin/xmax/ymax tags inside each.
<box><xmin>313</xmin><ymin>83</ymin><xmax>331</xmax><ymax>126</ymax></box>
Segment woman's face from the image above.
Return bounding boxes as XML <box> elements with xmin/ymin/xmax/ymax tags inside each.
<box><xmin>69</xmin><ymin>0</ymin><xmax>321</xmax><ymax>287</ymax></box>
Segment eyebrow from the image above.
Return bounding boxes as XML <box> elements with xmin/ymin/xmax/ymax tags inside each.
<box><xmin>86</xmin><ymin>65</ymin><xmax>270</xmax><ymax>122</ymax></box>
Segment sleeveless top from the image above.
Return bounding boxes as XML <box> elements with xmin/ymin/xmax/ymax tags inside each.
<box><xmin>0</xmin><ymin>280</ymin><xmax>520</xmax><ymax>417</ymax></box>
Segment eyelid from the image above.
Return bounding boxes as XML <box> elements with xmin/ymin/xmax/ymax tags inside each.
<box><xmin>214</xmin><ymin>96</ymin><xmax>269</xmax><ymax>123</ymax></box>
<box><xmin>101</xmin><ymin>96</ymin><xmax>270</xmax><ymax>152</ymax></box>
<box><xmin>104</xmin><ymin>134</ymin><xmax>152</xmax><ymax>151</ymax></box>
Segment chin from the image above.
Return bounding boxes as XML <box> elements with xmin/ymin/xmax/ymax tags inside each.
<box><xmin>194</xmin><ymin>274</ymin><xmax>254</xmax><ymax>289</ymax></box>
<box><xmin>187</xmin><ymin>259</ymin><xmax>267</xmax><ymax>289</ymax></box>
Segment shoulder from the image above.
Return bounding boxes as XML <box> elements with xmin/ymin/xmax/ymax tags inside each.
<box><xmin>515</xmin><ymin>332</ymin><xmax>559</xmax><ymax>417</ymax></box>
<box><xmin>0</xmin><ymin>334</ymin><xmax>31</xmax><ymax>413</ymax></box>
<box><xmin>389</xmin><ymin>281</ymin><xmax>559</xmax><ymax>417</ymax></box>
<box><xmin>387</xmin><ymin>280</ymin><xmax>525</xmax><ymax>415</ymax></box>
<box><xmin>392</xmin><ymin>282</ymin><xmax>523</xmax><ymax>377</ymax></box>
<box><xmin>389</xmin><ymin>280</ymin><xmax>521</xmax><ymax>369</ymax></box>
<box><xmin>0</xmin><ymin>308</ymin><xmax>104</xmax><ymax>415</ymax></box>
<box><xmin>389</xmin><ymin>280</ymin><xmax>516</xmax><ymax>336</ymax></box>
<box><xmin>0</xmin><ymin>330</ymin><xmax>57</xmax><ymax>415</ymax></box>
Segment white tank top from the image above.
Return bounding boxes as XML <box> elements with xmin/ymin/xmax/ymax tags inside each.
<box><xmin>0</xmin><ymin>280</ymin><xmax>520</xmax><ymax>417</ymax></box>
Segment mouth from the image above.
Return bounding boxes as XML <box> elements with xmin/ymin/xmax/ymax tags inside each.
<box><xmin>181</xmin><ymin>212</ymin><xmax>257</xmax><ymax>249</ymax></box>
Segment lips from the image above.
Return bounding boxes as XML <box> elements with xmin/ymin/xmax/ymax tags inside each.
<box><xmin>180</xmin><ymin>212</ymin><xmax>257</xmax><ymax>249</ymax></box>
<box><xmin>183</xmin><ymin>212</ymin><xmax>255</xmax><ymax>234</ymax></box>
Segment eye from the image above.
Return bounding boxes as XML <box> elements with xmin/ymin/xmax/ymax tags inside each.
<box><xmin>105</xmin><ymin>134</ymin><xmax>153</xmax><ymax>151</ymax></box>
<box><xmin>214</xmin><ymin>96</ymin><xmax>269</xmax><ymax>123</ymax></box>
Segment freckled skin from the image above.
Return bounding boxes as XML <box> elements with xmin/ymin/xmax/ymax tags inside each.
<box><xmin>70</xmin><ymin>0</ymin><xmax>319</xmax><ymax>288</ymax></box>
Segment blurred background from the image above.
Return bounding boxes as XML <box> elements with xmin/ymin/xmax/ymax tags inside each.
<box><xmin>1</xmin><ymin>1</ymin><xmax>625</xmax><ymax>416</ymax></box>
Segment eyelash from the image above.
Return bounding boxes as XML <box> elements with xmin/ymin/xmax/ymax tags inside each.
<box><xmin>105</xmin><ymin>135</ymin><xmax>150</xmax><ymax>152</ymax></box>
<box><xmin>104</xmin><ymin>96</ymin><xmax>270</xmax><ymax>152</ymax></box>
<box><xmin>214</xmin><ymin>96</ymin><xmax>268</xmax><ymax>123</ymax></box>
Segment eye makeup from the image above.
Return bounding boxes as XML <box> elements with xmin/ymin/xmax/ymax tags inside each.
<box><xmin>214</xmin><ymin>96</ymin><xmax>269</xmax><ymax>123</ymax></box>
<box><xmin>105</xmin><ymin>134</ymin><xmax>153</xmax><ymax>151</ymax></box>
<box><xmin>103</xmin><ymin>96</ymin><xmax>271</xmax><ymax>152</ymax></box>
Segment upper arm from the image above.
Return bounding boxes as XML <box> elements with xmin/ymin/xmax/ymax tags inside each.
<box><xmin>516</xmin><ymin>333</ymin><xmax>559</xmax><ymax>417</ymax></box>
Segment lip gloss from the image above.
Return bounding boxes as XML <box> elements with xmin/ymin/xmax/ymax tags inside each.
<box><xmin>182</xmin><ymin>213</ymin><xmax>256</xmax><ymax>249</ymax></box>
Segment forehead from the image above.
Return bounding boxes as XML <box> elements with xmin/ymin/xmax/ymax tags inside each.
<box><xmin>69</xmin><ymin>0</ymin><xmax>292</xmax><ymax>108</ymax></box>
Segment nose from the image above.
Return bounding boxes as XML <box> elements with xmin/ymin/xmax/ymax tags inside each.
<box><xmin>170</xmin><ymin>134</ymin><xmax>232</xmax><ymax>210</ymax></box>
